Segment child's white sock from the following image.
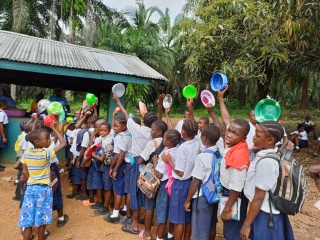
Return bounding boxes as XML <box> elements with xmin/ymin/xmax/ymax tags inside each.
<box><xmin>122</xmin><ymin>205</ymin><xmax>127</xmax><ymax>211</ymax></box>
<box><xmin>59</xmin><ymin>216</ymin><xmax>64</xmax><ymax>221</ymax></box>
<box><xmin>296</xmin><ymin>146</ymin><xmax>300</xmax><ymax>149</ymax></box>
<box><xmin>167</xmin><ymin>233</ymin><xmax>173</xmax><ymax>238</ymax></box>
<box><xmin>111</xmin><ymin>209</ymin><xmax>119</xmax><ymax>218</ymax></box>
<box><xmin>156</xmin><ymin>237</ymin><xmax>163</xmax><ymax>240</ymax></box>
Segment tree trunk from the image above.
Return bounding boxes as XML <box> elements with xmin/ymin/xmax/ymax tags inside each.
<box><xmin>299</xmin><ymin>76</ymin><xmax>308</xmax><ymax>110</ymax></box>
<box><xmin>257</xmin><ymin>65</ymin><xmax>273</xmax><ymax>101</ymax></box>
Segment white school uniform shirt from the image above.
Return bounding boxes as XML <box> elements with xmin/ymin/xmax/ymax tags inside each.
<box><xmin>244</xmin><ymin>148</ymin><xmax>280</xmax><ymax>214</ymax></box>
<box><xmin>220</xmin><ymin>146</ymin><xmax>247</xmax><ymax>192</ymax></box>
<box><xmin>156</xmin><ymin>147</ymin><xmax>178</xmax><ymax>181</ymax></box>
<box><xmin>81</xmin><ymin>128</ymin><xmax>95</xmax><ymax>148</ymax></box>
<box><xmin>49</xmin><ymin>135</ymin><xmax>59</xmax><ymax>164</ymax></box>
<box><xmin>175</xmin><ymin>119</ymin><xmax>184</xmax><ymax>134</ymax></box>
<box><xmin>65</xmin><ymin>129</ymin><xmax>73</xmax><ymax>144</ymax></box>
<box><xmin>99</xmin><ymin>130</ymin><xmax>114</xmax><ymax>148</ymax></box>
<box><xmin>173</xmin><ymin>138</ymin><xmax>200</xmax><ymax>180</ymax></box>
<box><xmin>70</xmin><ymin>129</ymin><xmax>80</xmax><ymax>157</ymax></box>
<box><xmin>246</xmin><ymin>122</ymin><xmax>256</xmax><ymax>150</ymax></box>
<box><xmin>290</xmin><ymin>130</ymin><xmax>308</xmax><ymax>141</ymax></box>
<box><xmin>140</xmin><ymin>137</ymin><xmax>163</xmax><ymax>162</ymax></box>
<box><xmin>127</xmin><ymin>118</ymin><xmax>152</xmax><ymax>157</ymax></box>
<box><xmin>115</xmin><ymin>131</ymin><xmax>132</xmax><ymax>163</ymax></box>
<box><xmin>0</xmin><ymin>109</ymin><xmax>9</xmax><ymax>124</ymax></box>
<box><xmin>196</xmin><ymin>130</ymin><xmax>224</xmax><ymax>153</ymax></box>
<box><xmin>192</xmin><ymin>145</ymin><xmax>218</xmax><ymax>198</ymax></box>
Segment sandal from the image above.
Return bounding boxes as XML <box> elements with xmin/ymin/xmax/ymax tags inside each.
<box><xmin>139</xmin><ymin>230</ymin><xmax>152</xmax><ymax>240</ymax></box>
<box><xmin>44</xmin><ymin>230</ymin><xmax>50</xmax><ymax>239</ymax></box>
<box><xmin>121</xmin><ymin>225</ymin><xmax>139</xmax><ymax>234</ymax></box>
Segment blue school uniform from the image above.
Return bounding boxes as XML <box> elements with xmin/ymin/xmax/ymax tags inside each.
<box><xmin>156</xmin><ymin>180</ymin><xmax>169</xmax><ymax>223</ymax></box>
<box><xmin>87</xmin><ymin>147</ymin><xmax>103</xmax><ymax>190</ymax></box>
<box><xmin>51</xmin><ymin>163</ymin><xmax>63</xmax><ymax>211</ymax></box>
<box><xmin>73</xmin><ymin>156</ymin><xmax>88</xmax><ymax>184</ymax></box>
<box><xmin>112</xmin><ymin>161</ymin><xmax>125</xmax><ymax>196</ymax></box>
<box><xmin>124</xmin><ymin>162</ymin><xmax>133</xmax><ymax>194</ymax></box>
<box><xmin>129</xmin><ymin>156</ymin><xmax>145</xmax><ymax>210</ymax></box>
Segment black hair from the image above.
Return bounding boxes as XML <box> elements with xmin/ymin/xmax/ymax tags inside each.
<box><xmin>199</xmin><ymin>116</ymin><xmax>210</xmax><ymax>125</ymax></box>
<box><xmin>152</xmin><ymin>120</ymin><xmax>168</xmax><ymax>136</ymax></box>
<box><xmin>99</xmin><ymin>122</ymin><xmax>111</xmax><ymax>130</ymax></box>
<box><xmin>259</xmin><ymin>121</ymin><xmax>284</xmax><ymax>143</ymax></box>
<box><xmin>201</xmin><ymin>124</ymin><xmax>220</xmax><ymax>145</ymax></box>
<box><xmin>115</xmin><ymin>117</ymin><xmax>127</xmax><ymax>126</ymax></box>
<box><xmin>182</xmin><ymin>119</ymin><xmax>198</xmax><ymax>138</ymax></box>
<box><xmin>132</xmin><ymin>117</ymin><xmax>141</xmax><ymax>125</ymax></box>
<box><xmin>0</xmin><ymin>100</ymin><xmax>7</xmax><ymax>107</ymax></box>
<box><xmin>143</xmin><ymin>112</ymin><xmax>158</xmax><ymax>128</ymax></box>
<box><xmin>232</xmin><ymin>119</ymin><xmax>250</xmax><ymax>137</ymax></box>
<box><xmin>28</xmin><ymin>129</ymin><xmax>48</xmax><ymax>145</ymax></box>
<box><xmin>297</xmin><ymin>123</ymin><xmax>304</xmax><ymax>130</ymax></box>
<box><xmin>164</xmin><ymin>130</ymin><xmax>181</xmax><ymax>147</ymax></box>
<box><xmin>90</xmin><ymin>115</ymin><xmax>99</xmax><ymax>124</ymax></box>
<box><xmin>37</xmin><ymin>93</ymin><xmax>44</xmax><ymax>98</ymax></box>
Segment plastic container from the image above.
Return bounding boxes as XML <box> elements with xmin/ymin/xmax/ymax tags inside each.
<box><xmin>4</xmin><ymin>109</ymin><xmax>26</xmax><ymax>118</ymax></box>
<box><xmin>182</xmin><ymin>85</ymin><xmax>197</xmax><ymax>98</ymax></box>
<box><xmin>200</xmin><ymin>90</ymin><xmax>215</xmax><ymax>107</ymax></box>
<box><xmin>254</xmin><ymin>98</ymin><xmax>281</xmax><ymax>122</ymax></box>
<box><xmin>112</xmin><ymin>83</ymin><xmax>126</xmax><ymax>97</ymax></box>
<box><xmin>44</xmin><ymin>114</ymin><xmax>57</xmax><ymax>127</ymax></box>
<box><xmin>210</xmin><ymin>72</ymin><xmax>228</xmax><ymax>91</ymax></box>
<box><xmin>139</xmin><ymin>101</ymin><xmax>147</xmax><ymax>117</ymax></box>
<box><xmin>86</xmin><ymin>93</ymin><xmax>96</xmax><ymax>105</ymax></box>
<box><xmin>163</xmin><ymin>94</ymin><xmax>173</xmax><ymax>109</ymax></box>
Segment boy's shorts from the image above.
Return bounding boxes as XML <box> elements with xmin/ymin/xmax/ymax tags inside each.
<box><xmin>73</xmin><ymin>157</ymin><xmax>87</xmax><ymax>184</ymax></box>
<box><xmin>102</xmin><ymin>165</ymin><xmax>113</xmax><ymax>191</ymax></box>
<box><xmin>18</xmin><ymin>185</ymin><xmax>53</xmax><ymax>227</ymax></box>
<box><xmin>124</xmin><ymin>162</ymin><xmax>133</xmax><ymax>194</ymax></box>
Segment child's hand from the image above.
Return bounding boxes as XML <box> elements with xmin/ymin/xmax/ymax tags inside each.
<box><xmin>50</xmin><ymin>121</ymin><xmax>58</xmax><ymax>129</ymax></box>
<box><xmin>2</xmin><ymin>137</ymin><xmax>7</xmax><ymax>144</ymax></box>
<box><xmin>221</xmin><ymin>207</ymin><xmax>232</xmax><ymax>221</ymax></box>
<box><xmin>112</xmin><ymin>171</ymin><xmax>117</xmax><ymax>180</ymax></box>
<box><xmin>157</xmin><ymin>94</ymin><xmax>165</xmax><ymax>107</ymax></box>
<box><xmin>75</xmin><ymin>161</ymin><xmax>80</xmax><ymax>169</ymax></box>
<box><xmin>20</xmin><ymin>175</ymin><xmax>27</xmax><ymax>185</ymax></box>
<box><xmin>217</xmin><ymin>85</ymin><xmax>228</xmax><ymax>100</ymax></box>
<box><xmin>112</xmin><ymin>94</ymin><xmax>120</xmax><ymax>103</ymax></box>
<box><xmin>184</xmin><ymin>200</ymin><xmax>191</xmax><ymax>212</ymax></box>
<box><xmin>240</xmin><ymin>223</ymin><xmax>251</xmax><ymax>240</ymax></box>
<box><xmin>161</xmin><ymin>152</ymin><xmax>172</xmax><ymax>163</ymax></box>
<box><xmin>31</xmin><ymin>113</ymin><xmax>38</xmax><ymax>120</ymax></box>
<box><xmin>206</xmin><ymin>103</ymin><xmax>214</xmax><ymax>113</ymax></box>
<box><xmin>186</xmin><ymin>98</ymin><xmax>193</xmax><ymax>109</ymax></box>
<box><xmin>109</xmin><ymin>167</ymin><xmax>113</xmax><ymax>178</ymax></box>
<box><xmin>165</xmin><ymin>107</ymin><xmax>171</xmax><ymax>115</ymax></box>
<box><xmin>152</xmin><ymin>154</ymin><xmax>158</xmax><ymax>163</ymax></box>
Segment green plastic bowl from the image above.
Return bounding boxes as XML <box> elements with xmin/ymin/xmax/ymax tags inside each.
<box><xmin>254</xmin><ymin>98</ymin><xmax>281</xmax><ymax>122</ymax></box>
<box><xmin>182</xmin><ymin>85</ymin><xmax>197</xmax><ymax>98</ymax></box>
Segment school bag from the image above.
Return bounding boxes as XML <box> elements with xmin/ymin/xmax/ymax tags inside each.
<box><xmin>257</xmin><ymin>151</ymin><xmax>307</xmax><ymax>227</ymax></box>
<box><xmin>200</xmin><ymin>149</ymin><xmax>223</xmax><ymax>204</ymax></box>
<box><xmin>76</xmin><ymin>129</ymin><xmax>91</xmax><ymax>152</ymax></box>
<box><xmin>46</xmin><ymin>149</ymin><xmax>59</xmax><ymax>192</ymax></box>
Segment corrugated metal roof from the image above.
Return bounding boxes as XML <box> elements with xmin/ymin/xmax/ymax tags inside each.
<box><xmin>0</xmin><ymin>30</ymin><xmax>167</xmax><ymax>81</ymax></box>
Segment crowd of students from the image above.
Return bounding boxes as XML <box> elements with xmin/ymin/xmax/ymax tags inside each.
<box><xmin>12</xmin><ymin>86</ymin><xmax>320</xmax><ymax>240</ymax></box>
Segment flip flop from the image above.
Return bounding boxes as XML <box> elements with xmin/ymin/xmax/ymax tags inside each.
<box><xmin>139</xmin><ymin>230</ymin><xmax>152</xmax><ymax>240</ymax></box>
<box><xmin>121</xmin><ymin>225</ymin><xmax>139</xmax><ymax>234</ymax></box>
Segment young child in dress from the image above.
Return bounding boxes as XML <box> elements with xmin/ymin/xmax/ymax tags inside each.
<box><xmin>162</xmin><ymin>119</ymin><xmax>200</xmax><ymax>240</ymax></box>
<box><xmin>184</xmin><ymin>124</ymin><xmax>221</xmax><ymax>240</ymax></box>
<box><xmin>154</xmin><ymin>129</ymin><xmax>181</xmax><ymax>240</ymax></box>
<box><xmin>112</xmin><ymin>94</ymin><xmax>158</xmax><ymax>235</ymax></box>
<box><xmin>240</xmin><ymin>121</ymin><xmax>294</xmax><ymax>240</ymax></box>
<box><xmin>137</xmin><ymin>120</ymin><xmax>167</xmax><ymax>239</ymax></box>
<box><xmin>18</xmin><ymin>123</ymin><xmax>66</xmax><ymax>240</ymax></box>
<box><xmin>289</xmin><ymin>124</ymin><xmax>308</xmax><ymax>152</ymax></box>
<box><xmin>0</xmin><ymin>100</ymin><xmax>8</xmax><ymax>151</ymax></box>
<box><xmin>105</xmin><ymin>116</ymin><xmax>130</xmax><ymax>223</ymax></box>
<box><xmin>217</xmin><ymin>86</ymin><xmax>251</xmax><ymax>240</ymax></box>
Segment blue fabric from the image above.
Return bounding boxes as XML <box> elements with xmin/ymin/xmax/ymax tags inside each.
<box><xmin>168</xmin><ymin>178</ymin><xmax>192</xmax><ymax>224</ymax></box>
<box><xmin>18</xmin><ymin>185</ymin><xmax>53</xmax><ymax>227</ymax></box>
<box><xmin>145</xmin><ymin>195</ymin><xmax>156</xmax><ymax>211</ymax></box>
<box><xmin>112</xmin><ymin>161</ymin><xmax>125</xmax><ymax>196</ymax></box>
<box><xmin>250</xmin><ymin>211</ymin><xmax>294</xmax><ymax>240</ymax></box>
<box><xmin>223</xmin><ymin>193</ymin><xmax>249</xmax><ymax>240</ymax></box>
<box><xmin>73</xmin><ymin>157</ymin><xmax>88</xmax><ymax>185</ymax></box>
<box><xmin>299</xmin><ymin>139</ymin><xmax>308</xmax><ymax>148</ymax></box>
<box><xmin>124</xmin><ymin>162</ymin><xmax>133</xmax><ymax>194</ymax></box>
<box><xmin>156</xmin><ymin>180</ymin><xmax>169</xmax><ymax>223</ymax></box>
<box><xmin>129</xmin><ymin>156</ymin><xmax>145</xmax><ymax>210</ymax></box>
<box><xmin>102</xmin><ymin>165</ymin><xmax>113</xmax><ymax>190</ymax></box>
<box><xmin>51</xmin><ymin>163</ymin><xmax>63</xmax><ymax>211</ymax></box>
<box><xmin>191</xmin><ymin>195</ymin><xmax>218</xmax><ymax>240</ymax></box>
<box><xmin>0</xmin><ymin>95</ymin><xmax>16</xmax><ymax>107</ymax></box>
<box><xmin>87</xmin><ymin>164</ymin><xmax>103</xmax><ymax>190</ymax></box>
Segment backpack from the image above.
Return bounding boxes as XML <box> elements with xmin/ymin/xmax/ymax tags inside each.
<box><xmin>200</xmin><ymin>149</ymin><xmax>223</xmax><ymax>204</ymax></box>
<box><xmin>257</xmin><ymin>151</ymin><xmax>307</xmax><ymax>227</ymax></box>
<box><xmin>76</xmin><ymin>129</ymin><xmax>91</xmax><ymax>152</ymax></box>
<box><xmin>137</xmin><ymin>163</ymin><xmax>160</xmax><ymax>199</ymax></box>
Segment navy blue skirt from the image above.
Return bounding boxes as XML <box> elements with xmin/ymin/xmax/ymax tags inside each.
<box><xmin>250</xmin><ymin>211</ymin><xmax>294</xmax><ymax>240</ymax></box>
<box><xmin>129</xmin><ymin>156</ymin><xmax>145</xmax><ymax>210</ymax></box>
<box><xmin>156</xmin><ymin>180</ymin><xmax>169</xmax><ymax>223</ymax></box>
<box><xmin>87</xmin><ymin>164</ymin><xmax>103</xmax><ymax>190</ymax></box>
<box><xmin>168</xmin><ymin>178</ymin><xmax>192</xmax><ymax>224</ymax></box>
<box><xmin>52</xmin><ymin>163</ymin><xmax>63</xmax><ymax>211</ymax></box>
<box><xmin>124</xmin><ymin>162</ymin><xmax>133</xmax><ymax>194</ymax></box>
<box><xmin>102</xmin><ymin>165</ymin><xmax>113</xmax><ymax>190</ymax></box>
<box><xmin>112</xmin><ymin>161</ymin><xmax>125</xmax><ymax>196</ymax></box>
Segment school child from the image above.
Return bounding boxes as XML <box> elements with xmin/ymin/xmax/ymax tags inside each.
<box><xmin>18</xmin><ymin>122</ymin><xmax>66</xmax><ymax>240</ymax></box>
<box><xmin>289</xmin><ymin>123</ymin><xmax>308</xmax><ymax>152</ymax></box>
<box><xmin>105</xmin><ymin>116</ymin><xmax>131</xmax><ymax>223</ymax></box>
<box><xmin>135</xmin><ymin>120</ymin><xmax>167</xmax><ymax>239</ymax></box>
<box><xmin>154</xmin><ymin>129</ymin><xmax>181</xmax><ymax>240</ymax></box>
<box><xmin>175</xmin><ymin>99</ymin><xmax>194</xmax><ymax>134</ymax></box>
<box><xmin>308</xmin><ymin>164</ymin><xmax>320</xmax><ymax>192</ymax></box>
<box><xmin>0</xmin><ymin>100</ymin><xmax>8</xmax><ymax>153</ymax></box>
<box><xmin>65</xmin><ymin>122</ymin><xmax>75</xmax><ymax>167</ymax></box>
<box><xmin>240</xmin><ymin>121</ymin><xmax>294</xmax><ymax>240</ymax></box>
<box><xmin>112</xmin><ymin>94</ymin><xmax>158</xmax><ymax>235</ymax></box>
<box><xmin>184</xmin><ymin>124</ymin><xmax>221</xmax><ymax>240</ymax></box>
<box><xmin>162</xmin><ymin>119</ymin><xmax>200</xmax><ymax>240</ymax></box>
<box><xmin>217</xmin><ymin>86</ymin><xmax>250</xmax><ymax>240</ymax></box>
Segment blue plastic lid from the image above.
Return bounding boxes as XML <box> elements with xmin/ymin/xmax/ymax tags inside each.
<box><xmin>210</xmin><ymin>72</ymin><xmax>228</xmax><ymax>91</ymax></box>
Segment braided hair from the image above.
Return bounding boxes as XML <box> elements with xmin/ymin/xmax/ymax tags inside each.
<box><xmin>115</xmin><ymin>117</ymin><xmax>127</xmax><ymax>126</ymax></box>
<box><xmin>258</xmin><ymin>121</ymin><xmax>284</xmax><ymax>143</ymax></box>
<box><xmin>152</xmin><ymin>120</ymin><xmax>168</xmax><ymax>136</ymax></box>
<box><xmin>182</xmin><ymin>119</ymin><xmax>198</xmax><ymax>138</ymax></box>
<box><xmin>143</xmin><ymin>112</ymin><xmax>158</xmax><ymax>128</ymax></box>
<box><xmin>164</xmin><ymin>130</ymin><xmax>181</xmax><ymax>147</ymax></box>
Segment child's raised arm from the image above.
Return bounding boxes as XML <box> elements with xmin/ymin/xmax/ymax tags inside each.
<box><xmin>186</xmin><ymin>98</ymin><xmax>195</xmax><ymax>120</ymax></box>
<box><xmin>217</xmin><ymin>86</ymin><xmax>231</xmax><ymax>128</ymax></box>
<box><xmin>157</xmin><ymin>94</ymin><xmax>165</xmax><ymax>120</ymax></box>
<box><xmin>165</xmin><ymin>108</ymin><xmax>173</xmax><ymax>130</ymax></box>
<box><xmin>112</xmin><ymin>95</ymin><xmax>129</xmax><ymax>120</ymax></box>
<box><xmin>75</xmin><ymin>111</ymin><xmax>90</xmax><ymax>129</ymax></box>
<box><xmin>50</xmin><ymin>122</ymin><xmax>67</xmax><ymax>154</ymax></box>
<box><xmin>206</xmin><ymin>104</ymin><xmax>222</xmax><ymax>136</ymax></box>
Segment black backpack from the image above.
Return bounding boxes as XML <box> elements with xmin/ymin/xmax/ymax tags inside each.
<box><xmin>257</xmin><ymin>151</ymin><xmax>307</xmax><ymax>227</ymax></box>
<box><xmin>76</xmin><ymin>129</ymin><xmax>91</xmax><ymax>152</ymax></box>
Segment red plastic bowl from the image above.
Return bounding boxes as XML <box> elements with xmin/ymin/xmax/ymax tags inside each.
<box><xmin>44</xmin><ymin>114</ymin><xmax>57</xmax><ymax>127</ymax></box>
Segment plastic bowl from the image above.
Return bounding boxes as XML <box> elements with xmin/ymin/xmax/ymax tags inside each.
<box><xmin>210</xmin><ymin>72</ymin><xmax>228</xmax><ymax>91</ymax></box>
<box><xmin>4</xmin><ymin>108</ymin><xmax>26</xmax><ymax>118</ymax></box>
<box><xmin>86</xmin><ymin>93</ymin><xmax>96</xmax><ymax>105</ymax></box>
<box><xmin>44</xmin><ymin>114</ymin><xmax>57</xmax><ymax>127</ymax></box>
<box><xmin>112</xmin><ymin>83</ymin><xmax>126</xmax><ymax>97</ymax></box>
<box><xmin>200</xmin><ymin>90</ymin><xmax>215</xmax><ymax>107</ymax></box>
<box><xmin>254</xmin><ymin>98</ymin><xmax>281</xmax><ymax>122</ymax></box>
<box><xmin>163</xmin><ymin>94</ymin><xmax>173</xmax><ymax>109</ymax></box>
<box><xmin>182</xmin><ymin>85</ymin><xmax>197</xmax><ymax>98</ymax></box>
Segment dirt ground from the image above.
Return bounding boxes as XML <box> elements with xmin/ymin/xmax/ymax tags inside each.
<box><xmin>0</xmin><ymin>119</ymin><xmax>320</xmax><ymax>240</ymax></box>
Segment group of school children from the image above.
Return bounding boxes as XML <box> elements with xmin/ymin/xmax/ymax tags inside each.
<box><xmin>15</xmin><ymin>85</ymin><xmax>297</xmax><ymax>240</ymax></box>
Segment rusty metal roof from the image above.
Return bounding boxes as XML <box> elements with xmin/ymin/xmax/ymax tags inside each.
<box><xmin>0</xmin><ymin>30</ymin><xmax>167</xmax><ymax>81</ymax></box>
